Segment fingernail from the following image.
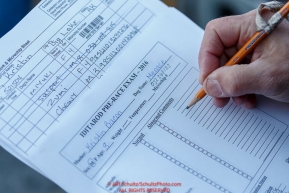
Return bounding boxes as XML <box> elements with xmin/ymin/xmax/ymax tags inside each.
<box><xmin>206</xmin><ymin>79</ymin><xmax>223</xmax><ymax>97</ymax></box>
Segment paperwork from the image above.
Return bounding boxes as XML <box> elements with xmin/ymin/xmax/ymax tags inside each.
<box><xmin>0</xmin><ymin>0</ymin><xmax>289</xmax><ymax>192</ymax></box>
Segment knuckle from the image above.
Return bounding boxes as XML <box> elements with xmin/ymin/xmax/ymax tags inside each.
<box><xmin>205</xmin><ymin>19</ymin><xmax>219</xmax><ymax>31</ymax></box>
<box><xmin>205</xmin><ymin>15</ymin><xmax>238</xmax><ymax>31</ymax></box>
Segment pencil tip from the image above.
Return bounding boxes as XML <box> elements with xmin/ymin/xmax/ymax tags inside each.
<box><xmin>186</xmin><ymin>97</ymin><xmax>200</xmax><ymax>109</ymax></box>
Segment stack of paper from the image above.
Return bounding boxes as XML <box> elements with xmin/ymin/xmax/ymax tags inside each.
<box><xmin>0</xmin><ymin>0</ymin><xmax>288</xmax><ymax>192</ymax></box>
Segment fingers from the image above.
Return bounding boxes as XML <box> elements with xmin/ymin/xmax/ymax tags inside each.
<box><xmin>232</xmin><ymin>94</ymin><xmax>256</xmax><ymax>108</ymax></box>
<box><xmin>245</xmin><ymin>94</ymin><xmax>256</xmax><ymax>109</ymax></box>
<box><xmin>233</xmin><ymin>95</ymin><xmax>248</xmax><ymax>105</ymax></box>
<box><xmin>202</xmin><ymin>53</ymin><xmax>289</xmax><ymax>106</ymax></box>
<box><xmin>202</xmin><ymin>49</ymin><xmax>289</xmax><ymax>102</ymax></box>
<box><xmin>198</xmin><ymin>8</ymin><xmax>289</xmax><ymax>108</ymax></box>
<box><xmin>212</xmin><ymin>95</ymin><xmax>256</xmax><ymax>109</ymax></box>
<box><xmin>198</xmin><ymin>11</ymin><xmax>256</xmax><ymax>84</ymax></box>
<box><xmin>212</xmin><ymin>97</ymin><xmax>230</xmax><ymax>108</ymax></box>
<box><xmin>202</xmin><ymin>64</ymin><xmax>263</xmax><ymax>98</ymax></box>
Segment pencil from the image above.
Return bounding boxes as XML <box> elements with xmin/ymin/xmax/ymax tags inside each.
<box><xmin>187</xmin><ymin>1</ymin><xmax>289</xmax><ymax>109</ymax></box>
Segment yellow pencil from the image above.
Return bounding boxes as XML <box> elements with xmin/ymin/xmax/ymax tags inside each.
<box><xmin>187</xmin><ymin>1</ymin><xmax>289</xmax><ymax>109</ymax></box>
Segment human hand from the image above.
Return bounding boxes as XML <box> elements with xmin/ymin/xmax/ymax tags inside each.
<box><xmin>198</xmin><ymin>9</ymin><xmax>289</xmax><ymax>108</ymax></box>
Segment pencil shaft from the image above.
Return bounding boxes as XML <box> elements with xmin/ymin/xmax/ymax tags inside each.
<box><xmin>224</xmin><ymin>31</ymin><xmax>267</xmax><ymax>66</ymax></box>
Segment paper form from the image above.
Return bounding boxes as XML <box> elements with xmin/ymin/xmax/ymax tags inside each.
<box><xmin>0</xmin><ymin>0</ymin><xmax>159</xmax><ymax>154</ymax></box>
<box><xmin>0</xmin><ymin>0</ymin><xmax>289</xmax><ymax>193</ymax></box>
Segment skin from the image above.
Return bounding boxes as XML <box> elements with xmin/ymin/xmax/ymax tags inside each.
<box><xmin>198</xmin><ymin>9</ymin><xmax>289</xmax><ymax>108</ymax></box>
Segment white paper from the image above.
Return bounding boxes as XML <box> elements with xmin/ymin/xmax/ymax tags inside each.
<box><xmin>0</xmin><ymin>0</ymin><xmax>288</xmax><ymax>193</ymax></box>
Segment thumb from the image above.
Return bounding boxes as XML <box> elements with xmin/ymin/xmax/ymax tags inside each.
<box><xmin>203</xmin><ymin>63</ymin><xmax>264</xmax><ymax>98</ymax></box>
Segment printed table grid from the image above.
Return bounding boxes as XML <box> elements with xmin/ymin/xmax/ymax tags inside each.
<box><xmin>0</xmin><ymin>0</ymin><xmax>154</xmax><ymax>153</ymax></box>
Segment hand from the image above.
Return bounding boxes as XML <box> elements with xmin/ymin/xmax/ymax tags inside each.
<box><xmin>198</xmin><ymin>9</ymin><xmax>289</xmax><ymax>108</ymax></box>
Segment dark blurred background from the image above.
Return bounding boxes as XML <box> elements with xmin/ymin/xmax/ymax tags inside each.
<box><xmin>0</xmin><ymin>0</ymin><xmax>37</xmax><ymax>37</ymax></box>
<box><xmin>1</xmin><ymin>0</ymin><xmax>279</xmax><ymax>38</ymax></box>
<box><xmin>0</xmin><ymin>0</ymin><xmax>287</xmax><ymax>192</ymax></box>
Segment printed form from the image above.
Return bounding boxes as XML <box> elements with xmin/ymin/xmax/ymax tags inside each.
<box><xmin>0</xmin><ymin>0</ymin><xmax>288</xmax><ymax>192</ymax></box>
